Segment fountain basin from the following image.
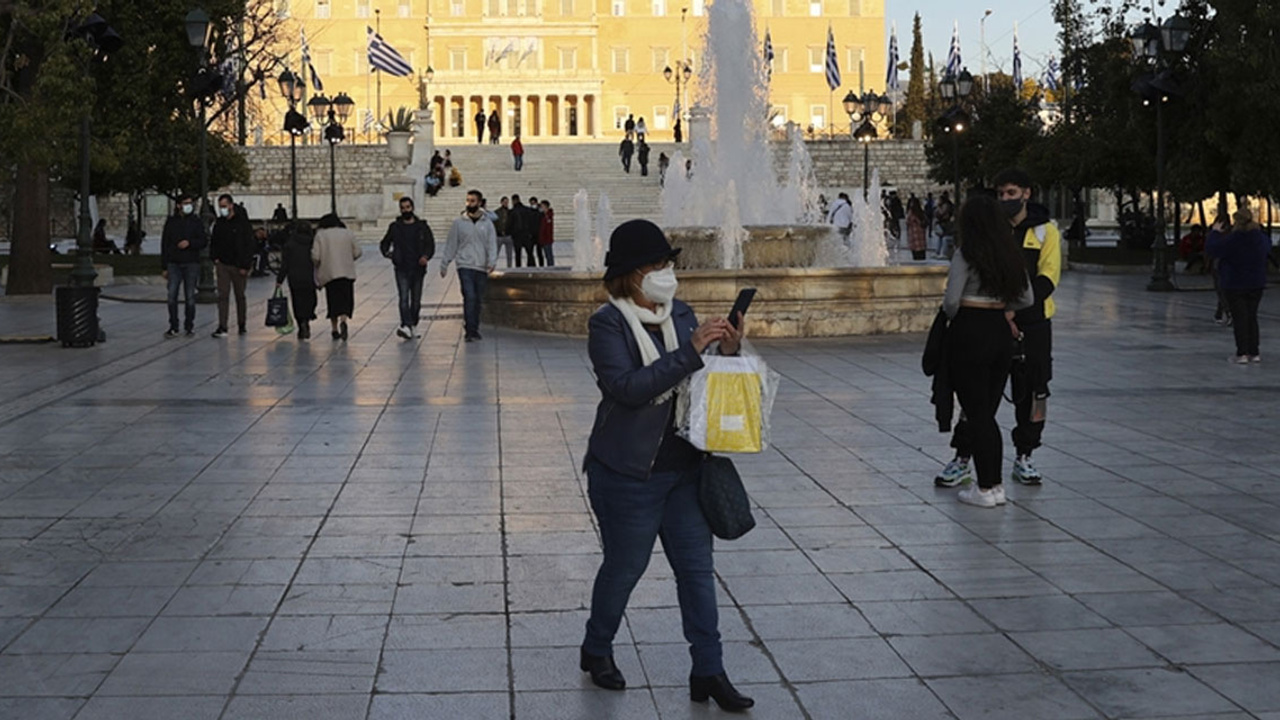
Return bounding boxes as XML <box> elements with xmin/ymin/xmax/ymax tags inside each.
<box><xmin>667</xmin><ymin>225</ymin><xmax>837</xmax><ymax>269</ymax></box>
<box><xmin>484</xmin><ymin>265</ymin><xmax>947</xmax><ymax>338</ymax></box>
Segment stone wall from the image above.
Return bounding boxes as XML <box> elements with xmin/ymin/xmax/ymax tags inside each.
<box><xmin>777</xmin><ymin>138</ymin><xmax>945</xmax><ymax>198</ymax></box>
<box><xmin>223</xmin><ymin>145</ymin><xmax>402</xmax><ymax>196</ymax></box>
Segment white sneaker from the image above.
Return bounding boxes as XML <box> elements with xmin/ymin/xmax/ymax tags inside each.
<box><xmin>1250</xmin><ymin>355</ymin><xmax>1262</xmax><ymax>363</ymax></box>
<box><xmin>396</xmin><ymin>326</ymin><xmax>410</xmax><ymax>339</ymax></box>
<box><xmin>992</xmin><ymin>484</ymin><xmax>1007</xmax><ymax>505</ymax></box>
<box><xmin>1012</xmin><ymin>456</ymin><xmax>1043</xmax><ymax>486</ymax></box>
<box><xmin>957</xmin><ymin>485</ymin><xmax>998</xmax><ymax>508</ymax></box>
<box><xmin>934</xmin><ymin>457</ymin><xmax>973</xmax><ymax>488</ymax></box>
<box><xmin>1230</xmin><ymin>355</ymin><xmax>1250</xmax><ymax>364</ymax></box>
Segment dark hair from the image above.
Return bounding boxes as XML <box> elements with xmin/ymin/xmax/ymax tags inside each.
<box><xmin>907</xmin><ymin>196</ymin><xmax>925</xmax><ymax>219</ymax></box>
<box><xmin>838</xmin><ymin>192</ymin><xmax>850</xmax><ymax>202</ymax></box>
<box><xmin>529</xmin><ymin>196</ymin><xmax>538</xmax><ymax>204</ymax></box>
<box><xmin>217</xmin><ymin>193</ymin><xmax>233</xmax><ymax>205</ymax></box>
<box><xmin>177</xmin><ymin>193</ymin><xmax>193</xmax><ymax>202</ymax></box>
<box><xmin>511</xmin><ymin>194</ymin><xmax>521</xmax><ymax>204</ymax></box>
<box><xmin>992</xmin><ymin>167</ymin><xmax>1033</xmax><ymax>191</ymax></box>
<box><xmin>957</xmin><ymin>195</ymin><xmax>1029</xmax><ymax>305</ymax></box>
<box><xmin>316</xmin><ymin>214</ymin><xmax>344</xmax><ymax>229</ymax></box>
<box><xmin>399</xmin><ymin>196</ymin><xmax>414</xmax><ymax>208</ymax></box>
<box><xmin>467</xmin><ymin>189</ymin><xmax>483</xmax><ymax>201</ymax></box>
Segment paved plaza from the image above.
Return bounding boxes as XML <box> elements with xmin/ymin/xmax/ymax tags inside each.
<box><xmin>1</xmin><ymin>259</ymin><xmax>1279</xmax><ymax>720</ymax></box>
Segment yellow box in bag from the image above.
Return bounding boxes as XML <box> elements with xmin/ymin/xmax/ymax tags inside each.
<box><xmin>704</xmin><ymin>370</ymin><xmax>764</xmax><ymax>453</ymax></box>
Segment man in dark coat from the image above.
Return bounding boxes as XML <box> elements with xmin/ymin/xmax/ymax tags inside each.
<box><xmin>637</xmin><ymin>139</ymin><xmax>650</xmax><ymax>177</ymax></box>
<box><xmin>381</xmin><ymin>196</ymin><xmax>436</xmax><ymax>339</ymax></box>
<box><xmin>474</xmin><ymin>109</ymin><xmax>487</xmax><ymax>144</ymax></box>
<box><xmin>619</xmin><ymin>137</ymin><xmax>634</xmax><ymax>174</ymax></box>
<box><xmin>210</xmin><ymin>194</ymin><xmax>255</xmax><ymax>337</ymax></box>
<box><xmin>488</xmin><ymin>110</ymin><xmax>501</xmax><ymax>145</ymax></box>
<box><xmin>508</xmin><ymin>194</ymin><xmax>537</xmax><ymax>268</ymax></box>
<box><xmin>161</xmin><ymin>193</ymin><xmax>208</xmax><ymax>338</ymax></box>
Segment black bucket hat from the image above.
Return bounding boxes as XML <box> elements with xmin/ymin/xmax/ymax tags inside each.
<box><xmin>603</xmin><ymin>219</ymin><xmax>682</xmax><ymax>281</ymax></box>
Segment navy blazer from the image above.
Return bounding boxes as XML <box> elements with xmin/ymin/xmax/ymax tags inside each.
<box><xmin>585</xmin><ymin>300</ymin><xmax>704</xmax><ymax>479</ymax></box>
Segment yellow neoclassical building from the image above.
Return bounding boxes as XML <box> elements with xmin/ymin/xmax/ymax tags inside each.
<box><xmin>269</xmin><ymin>0</ymin><xmax>884</xmax><ymax>142</ymax></box>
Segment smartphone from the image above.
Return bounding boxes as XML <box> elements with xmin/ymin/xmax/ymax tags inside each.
<box><xmin>728</xmin><ymin>288</ymin><xmax>757</xmax><ymax>329</ymax></box>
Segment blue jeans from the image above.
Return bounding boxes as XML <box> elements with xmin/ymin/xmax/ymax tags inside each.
<box><xmin>582</xmin><ymin>458</ymin><xmax>722</xmax><ymax>676</ymax></box>
<box><xmin>166</xmin><ymin>262</ymin><xmax>200</xmax><ymax>331</ymax></box>
<box><xmin>514</xmin><ymin>155</ymin><xmax>523</xmax><ymax>171</ymax></box>
<box><xmin>395</xmin><ymin>268</ymin><xmax>425</xmax><ymax>328</ymax></box>
<box><xmin>457</xmin><ymin>267</ymin><xmax>487</xmax><ymax>337</ymax></box>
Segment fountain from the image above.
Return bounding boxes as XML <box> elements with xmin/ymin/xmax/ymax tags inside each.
<box><xmin>484</xmin><ymin>0</ymin><xmax>945</xmax><ymax>337</ymax></box>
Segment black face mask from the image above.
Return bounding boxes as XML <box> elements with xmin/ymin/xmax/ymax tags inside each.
<box><xmin>400</xmin><ymin>211</ymin><xmax>414</xmax><ymax>221</ymax></box>
<box><xmin>1000</xmin><ymin>198</ymin><xmax>1026</xmax><ymax>219</ymax></box>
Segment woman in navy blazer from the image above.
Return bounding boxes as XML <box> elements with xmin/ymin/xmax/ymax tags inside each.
<box><xmin>578</xmin><ymin>220</ymin><xmax>753</xmax><ymax>713</ymax></box>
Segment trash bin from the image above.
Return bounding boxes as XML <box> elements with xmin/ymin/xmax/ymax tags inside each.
<box><xmin>56</xmin><ymin>285</ymin><xmax>100</xmax><ymax>348</ymax></box>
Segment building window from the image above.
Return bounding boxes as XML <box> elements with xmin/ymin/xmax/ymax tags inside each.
<box><xmin>849</xmin><ymin>0</ymin><xmax>861</xmax><ymax>14</ymax></box>
<box><xmin>808</xmin><ymin>46</ymin><xmax>823</xmax><ymax>73</ymax></box>
<box><xmin>771</xmin><ymin>0</ymin><xmax>783</xmax><ymax>16</ymax></box>
<box><xmin>507</xmin><ymin>0</ymin><xmax>520</xmax><ymax>15</ymax></box>
<box><xmin>398</xmin><ymin>0</ymin><xmax>412</xmax><ymax>17</ymax></box>
<box><xmin>450</xmin><ymin>48</ymin><xmax>467</xmax><ymax>70</ymax></box>
<box><xmin>561</xmin><ymin>0</ymin><xmax>573</xmax><ymax>13</ymax></box>
<box><xmin>611</xmin><ymin>0</ymin><xmax>624</xmax><ymax>15</ymax></box>
<box><xmin>769</xmin><ymin>104</ymin><xmax>787</xmax><ymax>127</ymax></box>
<box><xmin>810</xmin><ymin>104</ymin><xmax>826</xmax><ymax>129</ymax></box>
<box><xmin>356</xmin><ymin>0</ymin><xmax>370</xmax><ymax>17</ymax></box>
<box><xmin>315</xmin><ymin>0</ymin><xmax>330</xmax><ymax>18</ymax></box>
<box><xmin>354</xmin><ymin>50</ymin><xmax>367</xmax><ymax>75</ymax></box>
<box><xmin>651</xmin><ymin>47</ymin><xmax>669</xmax><ymax>73</ymax></box>
<box><xmin>560</xmin><ymin>47</ymin><xmax>577</xmax><ymax>70</ymax></box>
<box><xmin>613</xmin><ymin>107</ymin><xmax>630</xmax><ymax>129</ymax></box>
<box><xmin>777</xmin><ymin>47</ymin><xmax>789</xmax><ymax>73</ymax></box>
<box><xmin>809</xmin><ymin>0</ymin><xmax>821</xmax><ymax>16</ymax></box>
<box><xmin>652</xmin><ymin>0</ymin><xmax>665</xmax><ymax>15</ymax></box>
<box><xmin>315</xmin><ymin>50</ymin><xmax>332</xmax><ymax>76</ymax></box>
<box><xmin>846</xmin><ymin>47</ymin><xmax>864</xmax><ymax>77</ymax></box>
<box><xmin>451</xmin><ymin>0</ymin><xmax>464</xmax><ymax>15</ymax></box>
<box><xmin>653</xmin><ymin>105</ymin><xmax>669</xmax><ymax>130</ymax></box>
<box><xmin>612</xmin><ymin>47</ymin><xmax>628</xmax><ymax>73</ymax></box>
<box><xmin>692</xmin><ymin>0</ymin><xmax>704</xmax><ymax>14</ymax></box>
<box><xmin>488</xmin><ymin>0</ymin><xmax>500</xmax><ymax>13</ymax></box>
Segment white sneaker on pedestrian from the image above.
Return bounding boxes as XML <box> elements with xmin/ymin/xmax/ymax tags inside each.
<box><xmin>934</xmin><ymin>457</ymin><xmax>973</xmax><ymax>488</ymax></box>
<box><xmin>396</xmin><ymin>326</ymin><xmax>410</xmax><ymax>339</ymax></box>
<box><xmin>957</xmin><ymin>485</ymin><xmax>998</xmax><ymax>508</ymax></box>
<box><xmin>1250</xmin><ymin>355</ymin><xmax>1262</xmax><ymax>363</ymax></box>
<box><xmin>1230</xmin><ymin>355</ymin><xmax>1250</xmax><ymax>364</ymax></box>
<box><xmin>1012</xmin><ymin>455</ymin><xmax>1043</xmax><ymax>485</ymax></box>
<box><xmin>992</xmin><ymin>484</ymin><xmax>1007</xmax><ymax>505</ymax></box>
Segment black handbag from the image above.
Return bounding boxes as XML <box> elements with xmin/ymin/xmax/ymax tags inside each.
<box><xmin>698</xmin><ymin>455</ymin><xmax>755</xmax><ymax>540</ymax></box>
<box><xmin>265</xmin><ymin>288</ymin><xmax>290</xmax><ymax>327</ymax></box>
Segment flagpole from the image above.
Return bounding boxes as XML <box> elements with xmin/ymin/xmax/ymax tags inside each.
<box><xmin>376</xmin><ymin>9</ymin><xmax>383</xmax><ymax>142</ymax></box>
<box><xmin>828</xmin><ymin>23</ymin><xmax>834</xmax><ymax>140</ymax></box>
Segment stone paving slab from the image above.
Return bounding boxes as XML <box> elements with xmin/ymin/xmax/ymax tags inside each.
<box><xmin>1</xmin><ymin>258</ymin><xmax>1279</xmax><ymax>719</ymax></box>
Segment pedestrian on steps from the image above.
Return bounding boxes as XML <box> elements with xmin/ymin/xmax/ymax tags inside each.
<box><xmin>619</xmin><ymin>136</ymin><xmax>635</xmax><ymax>174</ymax></box>
<box><xmin>637</xmin><ymin>139</ymin><xmax>650</xmax><ymax>177</ymax></box>
<box><xmin>475</xmin><ymin>109</ymin><xmax>487</xmax><ymax>144</ymax></box>
<box><xmin>537</xmin><ymin>199</ymin><xmax>556</xmax><ymax>267</ymax></box>
<box><xmin>488</xmin><ymin>110</ymin><xmax>501</xmax><ymax>145</ymax></box>
<box><xmin>512</xmin><ymin>135</ymin><xmax>524</xmax><ymax>171</ymax></box>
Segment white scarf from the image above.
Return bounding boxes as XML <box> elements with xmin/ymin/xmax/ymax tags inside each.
<box><xmin>609</xmin><ymin>296</ymin><xmax>687</xmax><ymax>407</ymax></box>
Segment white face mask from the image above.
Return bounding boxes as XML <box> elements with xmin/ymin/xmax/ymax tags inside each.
<box><xmin>640</xmin><ymin>266</ymin><xmax>678</xmax><ymax>305</ymax></box>
<box><xmin>181</xmin><ymin>203</ymin><xmax>194</xmax><ymax>215</ymax></box>
<box><xmin>217</xmin><ymin>206</ymin><xmax>229</xmax><ymax>218</ymax></box>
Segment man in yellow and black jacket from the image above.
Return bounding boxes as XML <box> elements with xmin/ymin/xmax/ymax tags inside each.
<box><xmin>933</xmin><ymin>170</ymin><xmax>1061</xmax><ymax>490</ymax></box>
<box><xmin>998</xmin><ymin>168</ymin><xmax>1061</xmax><ymax>485</ymax></box>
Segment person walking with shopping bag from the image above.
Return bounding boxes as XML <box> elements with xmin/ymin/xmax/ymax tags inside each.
<box><xmin>578</xmin><ymin>219</ymin><xmax>753</xmax><ymax>713</ymax></box>
<box><xmin>312</xmin><ymin>214</ymin><xmax>361</xmax><ymax>341</ymax></box>
<box><xmin>275</xmin><ymin>220</ymin><xmax>318</xmax><ymax>340</ymax></box>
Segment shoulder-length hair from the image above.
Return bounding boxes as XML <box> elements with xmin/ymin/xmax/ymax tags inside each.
<box><xmin>957</xmin><ymin>195</ymin><xmax>1029</xmax><ymax>305</ymax></box>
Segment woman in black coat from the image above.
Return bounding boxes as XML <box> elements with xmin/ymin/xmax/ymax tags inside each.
<box><xmin>578</xmin><ymin>219</ymin><xmax>753</xmax><ymax>713</ymax></box>
<box><xmin>274</xmin><ymin>219</ymin><xmax>318</xmax><ymax>340</ymax></box>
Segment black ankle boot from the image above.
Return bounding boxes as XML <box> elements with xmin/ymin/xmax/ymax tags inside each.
<box><xmin>690</xmin><ymin>672</ymin><xmax>754</xmax><ymax>712</ymax></box>
<box><xmin>579</xmin><ymin>647</ymin><xmax>625</xmax><ymax>690</ymax></box>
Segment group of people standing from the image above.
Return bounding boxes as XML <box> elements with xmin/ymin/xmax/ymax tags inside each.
<box><xmin>491</xmin><ymin>194</ymin><xmax>555</xmax><ymax>268</ymax></box>
<box><xmin>930</xmin><ymin>169</ymin><xmax>1061</xmax><ymax>508</ymax></box>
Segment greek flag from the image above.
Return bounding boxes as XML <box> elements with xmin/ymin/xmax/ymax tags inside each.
<box><xmin>220</xmin><ymin>34</ymin><xmax>239</xmax><ymax>101</ymax></box>
<box><xmin>367</xmin><ymin>27</ymin><xmax>412</xmax><ymax>77</ymax></box>
<box><xmin>824</xmin><ymin>26</ymin><xmax>840</xmax><ymax>91</ymax></box>
<box><xmin>362</xmin><ymin>108</ymin><xmax>375</xmax><ymax>133</ymax></box>
<box><xmin>886</xmin><ymin>24</ymin><xmax>899</xmax><ymax>93</ymax></box>
<box><xmin>1041</xmin><ymin>57</ymin><xmax>1059</xmax><ymax>91</ymax></box>
<box><xmin>945</xmin><ymin>21</ymin><xmax>962</xmax><ymax>78</ymax></box>
<box><xmin>1012</xmin><ymin>26</ymin><xmax>1022</xmax><ymax>89</ymax></box>
<box><xmin>301</xmin><ymin>29</ymin><xmax>323</xmax><ymax>92</ymax></box>
<box><xmin>764</xmin><ymin>28</ymin><xmax>774</xmax><ymax>80</ymax></box>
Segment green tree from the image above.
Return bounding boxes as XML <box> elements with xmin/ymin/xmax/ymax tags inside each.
<box><xmin>924</xmin><ymin>76</ymin><xmax>1043</xmax><ymax>192</ymax></box>
<box><xmin>899</xmin><ymin>13</ymin><xmax>926</xmax><ymax>138</ymax></box>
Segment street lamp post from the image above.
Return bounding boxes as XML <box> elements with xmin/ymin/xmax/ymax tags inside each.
<box><xmin>664</xmin><ymin>60</ymin><xmax>693</xmax><ymax>136</ymax></box>
<box><xmin>842</xmin><ymin>90</ymin><xmax>892</xmax><ymax>199</ymax></box>
<box><xmin>1130</xmin><ymin>15</ymin><xmax>1191</xmax><ymax>292</ymax></box>
<box><xmin>185</xmin><ymin>8</ymin><xmax>217</xmax><ymax>303</ymax></box>
<box><xmin>278</xmin><ymin>70</ymin><xmax>307</xmax><ymax>219</ymax></box>
<box><xmin>67</xmin><ymin>15</ymin><xmax>123</xmax><ymax>290</ymax></box>
<box><xmin>937</xmin><ymin>69</ymin><xmax>974</xmax><ymax>204</ymax></box>
<box><xmin>309</xmin><ymin>92</ymin><xmax>354</xmax><ymax>216</ymax></box>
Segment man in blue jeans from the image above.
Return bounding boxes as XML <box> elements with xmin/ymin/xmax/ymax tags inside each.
<box><xmin>438</xmin><ymin>190</ymin><xmax>498</xmax><ymax>342</ymax></box>
<box><xmin>381</xmin><ymin>197</ymin><xmax>435</xmax><ymax>340</ymax></box>
<box><xmin>160</xmin><ymin>194</ymin><xmax>207</xmax><ymax>338</ymax></box>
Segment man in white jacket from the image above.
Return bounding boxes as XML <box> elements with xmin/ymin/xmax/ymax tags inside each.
<box><xmin>827</xmin><ymin>192</ymin><xmax>853</xmax><ymax>243</ymax></box>
<box><xmin>439</xmin><ymin>189</ymin><xmax>499</xmax><ymax>342</ymax></box>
